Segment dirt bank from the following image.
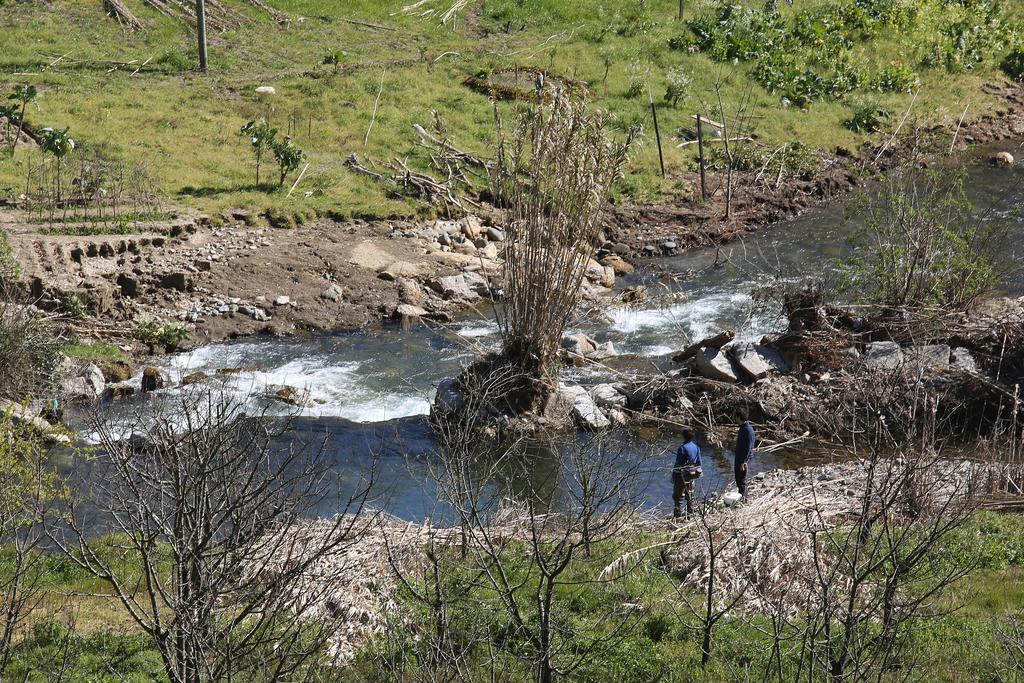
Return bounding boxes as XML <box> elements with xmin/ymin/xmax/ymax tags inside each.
<box><xmin>5</xmin><ymin>83</ymin><xmax>1024</xmax><ymax>350</ymax></box>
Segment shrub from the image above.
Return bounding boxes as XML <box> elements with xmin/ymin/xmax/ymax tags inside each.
<box><xmin>133</xmin><ymin>316</ymin><xmax>187</xmax><ymax>347</ymax></box>
<box><xmin>663</xmin><ymin>65</ymin><xmax>691</xmax><ymax>107</ymax></box>
<box><xmin>0</xmin><ymin>292</ymin><xmax>64</xmax><ymax>402</ymax></box>
<box><xmin>270</xmin><ymin>136</ymin><xmax>304</xmax><ymax>186</ymax></box>
<box><xmin>869</xmin><ymin>61</ymin><xmax>919</xmax><ymax>92</ymax></box>
<box><xmin>844</xmin><ymin>103</ymin><xmax>891</xmax><ymax>132</ymax></box>
<box><xmin>840</xmin><ymin>165</ymin><xmax>1008</xmax><ymax>310</ymax></box>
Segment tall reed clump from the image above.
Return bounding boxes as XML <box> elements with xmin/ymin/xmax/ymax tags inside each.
<box><xmin>489</xmin><ymin>92</ymin><xmax>635</xmax><ymax>406</ymax></box>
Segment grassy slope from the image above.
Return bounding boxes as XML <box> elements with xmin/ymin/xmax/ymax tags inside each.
<box><xmin>7</xmin><ymin>511</ymin><xmax>1024</xmax><ymax>680</ymax></box>
<box><xmin>0</xmin><ymin>0</ymin><xmax>1016</xmax><ymax>221</ymax></box>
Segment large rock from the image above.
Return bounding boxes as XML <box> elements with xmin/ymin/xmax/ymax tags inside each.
<box><xmin>864</xmin><ymin>341</ymin><xmax>903</xmax><ymax>371</ymax></box>
<box><xmin>599</xmin><ymin>254</ymin><xmax>634</xmax><ymax>275</ymax></box>
<box><xmin>0</xmin><ymin>399</ymin><xmax>52</xmax><ymax>433</ymax></box>
<box><xmin>320</xmin><ymin>284</ymin><xmax>344</xmax><ymax>302</ymax></box>
<box><xmin>729</xmin><ymin>343</ymin><xmax>790</xmax><ymax>380</ymax></box>
<box><xmin>561</xmin><ymin>385</ymin><xmax>610</xmax><ymax>430</ymax></box>
<box><xmin>561</xmin><ymin>333</ymin><xmax>598</xmax><ymax>357</ymax></box>
<box><xmin>950</xmin><ymin>348</ymin><xmax>978</xmax><ymax>374</ymax></box>
<box><xmin>589</xmin><ymin>383</ymin><xmax>627</xmax><ymax>409</ymax></box>
<box><xmin>429</xmin><ymin>273</ymin><xmax>488</xmax><ymax>302</ymax></box>
<box><xmin>730</xmin><ymin>343</ymin><xmax>770</xmax><ymax>380</ymax></box>
<box><xmin>398</xmin><ymin>279</ymin><xmax>424</xmax><ymax>306</ymax></box>
<box><xmin>62</xmin><ymin>363</ymin><xmax>106</xmax><ymax>402</ymax></box>
<box><xmin>80</xmin><ymin>363</ymin><xmax>106</xmax><ymax>396</ymax></box>
<box><xmin>141</xmin><ymin>367</ymin><xmax>171</xmax><ymax>392</ymax></box>
<box><xmin>585</xmin><ymin>260</ymin><xmax>616</xmax><ymax>288</ymax></box>
<box><xmin>694</xmin><ymin>347</ymin><xmax>739</xmax><ymax>383</ymax></box>
<box><xmin>433</xmin><ymin>378</ymin><xmax>465</xmax><ymax>413</ymax></box>
<box><xmin>588</xmin><ymin>341</ymin><xmax>617</xmax><ymax>361</ymax></box>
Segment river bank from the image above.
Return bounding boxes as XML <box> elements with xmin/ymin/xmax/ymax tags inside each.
<box><xmin>6</xmin><ymin>83</ymin><xmax>1024</xmax><ymax>354</ymax></box>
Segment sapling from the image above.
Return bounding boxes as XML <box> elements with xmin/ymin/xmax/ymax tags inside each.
<box><xmin>271</xmin><ymin>136</ymin><xmax>304</xmax><ymax>187</ymax></box>
<box><xmin>7</xmin><ymin>85</ymin><xmax>37</xmax><ymax>155</ymax></box>
<box><xmin>322</xmin><ymin>49</ymin><xmax>347</xmax><ymax>73</ymax></box>
<box><xmin>664</xmin><ymin>65</ymin><xmax>692</xmax><ymax>107</ymax></box>
<box><xmin>39</xmin><ymin>127</ymin><xmax>74</xmax><ymax>204</ymax></box>
<box><xmin>239</xmin><ymin>118</ymin><xmax>276</xmax><ymax>186</ymax></box>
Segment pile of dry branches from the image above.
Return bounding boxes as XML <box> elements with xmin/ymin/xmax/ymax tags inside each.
<box><xmin>660</xmin><ymin>457</ymin><xmax>998</xmax><ymax>615</ymax></box>
<box><xmin>141</xmin><ymin>0</ymin><xmax>248</xmax><ymax>31</ymax></box>
<box><xmin>401</xmin><ymin>0</ymin><xmax>475</xmax><ymax>28</ymax></box>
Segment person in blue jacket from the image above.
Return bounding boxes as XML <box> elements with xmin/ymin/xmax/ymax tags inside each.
<box><xmin>672</xmin><ymin>429</ymin><xmax>702</xmax><ymax>518</ymax></box>
<box><xmin>734</xmin><ymin>420</ymin><xmax>756</xmax><ymax>497</ymax></box>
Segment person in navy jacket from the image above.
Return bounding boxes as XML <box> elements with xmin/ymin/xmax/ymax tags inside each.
<box><xmin>734</xmin><ymin>420</ymin><xmax>756</xmax><ymax>497</ymax></box>
<box><xmin>672</xmin><ymin>429</ymin><xmax>702</xmax><ymax>517</ymax></box>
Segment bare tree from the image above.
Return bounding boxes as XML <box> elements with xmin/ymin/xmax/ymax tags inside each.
<box><xmin>0</xmin><ymin>415</ymin><xmax>55</xmax><ymax>677</ymax></box>
<box><xmin>49</xmin><ymin>386</ymin><xmax>376</xmax><ymax>683</ymax></box>
<box><xmin>488</xmin><ymin>92</ymin><xmax>636</xmax><ymax>410</ymax></box>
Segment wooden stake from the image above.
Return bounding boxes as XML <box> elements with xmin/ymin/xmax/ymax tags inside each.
<box><xmin>364</xmin><ymin>69</ymin><xmax>386</xmax><ymax>148</ymax></box>
<box><xmin>696</xmin><ymin>114</ymin><xmax>707</xmax><ymax>201</ymax></box>
<box><xmin>196</xmin><ymin>0</ymin><xmax>208</xmax><ymax>71</ymax></box>
<box><xmin>648</xmin><ymin>85</ymin><xmax>665</xmax><ymax>178</ymax></box>
<box><xmin>678</xmin><ymin>0</ymin><xmax>684</xmax><ymax>20</ymax></box>
<box><xmin>286</xmin><ymin>162</ymin><xmax>310</xmax><ymax>197</ymax></box>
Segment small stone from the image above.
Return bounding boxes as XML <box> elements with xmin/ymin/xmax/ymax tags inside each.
<box><xmin>274</xmin><ymin>296</ymin><xmax>291</xmax><ymax>307</ymax></box>
<box><xmin>662</xmin><ymin>241</ymin><xmax>677</xmax><ymax>251</ymax></box>
<box><xmin>992</xmin><ymin>151</ymin><xmax>1015</xmax><ymax>166</ymax></box>
<box><xmin>196</xmin><ymin>260</ymin><xmax>212</xmax><ymax>272</ymax></box>
<box><xmin>486</xmin><ymin>227</ymin><xmax>505</xmax><ymax>241</ymax></box>
<box><xmin>181</xmin><ymin>371</ymin><xmax>208</xmax><ymax>385</ymax></box>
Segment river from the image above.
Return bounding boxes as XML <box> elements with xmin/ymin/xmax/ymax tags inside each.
<box><xmin>73</xmin><ymin>145</ymin><xmax>1024</xmax><ymax>521</ymax></box>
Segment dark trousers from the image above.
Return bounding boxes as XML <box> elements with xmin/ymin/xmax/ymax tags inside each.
<box><xmin>735</xmin><ymin>461</ymin><xmax>748</xmax><ymax>497</ymax></box>
<box><xmin>672</xmin><ymin>468</ymin><xmax>699</xmax><ymax>517</ymax></box>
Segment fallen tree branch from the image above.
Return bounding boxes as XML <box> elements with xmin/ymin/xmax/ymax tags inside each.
<box><xmin>104</xmin><ymin>0</ymin><xmax>145</xmax><ymax>31</ymax></box>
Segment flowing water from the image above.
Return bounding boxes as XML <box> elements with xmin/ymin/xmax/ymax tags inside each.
<box><xmin>75</xmin><ymin>147</ymin><xmax>1024</xmax><ymax>521</ymax></box>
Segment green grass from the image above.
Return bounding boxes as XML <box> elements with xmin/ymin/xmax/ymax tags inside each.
<box><xmin>0</xmin><ymin>0</ymin><xmax>1017</xmax><ymax>221</ymax></box>
<box><xmin>62</xmin><ymin>340</ymin><xmax>129</xmax><ymax>363</ymax></box>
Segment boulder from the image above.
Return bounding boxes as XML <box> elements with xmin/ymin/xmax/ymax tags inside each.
<box><xmin>585</xmin><ymin>260</ymin><xmax>616</xmax><ymax>288</ymax></box>
<box><xmin>730</xmin><ymin>343</ymin><xmax>770</xmax><ymax>380</ymax></box>
<box><xmin>394</xmin><ymin>304</ymin><xmax>428</xmax><ymax>325</ymax></box>
<box><xmin>100</xmin><ymin>360</ymin><xmax>135</xmax><ymax>383</ymax></box>
<box><xmin>561</xmin><ymin>333</ymin><xmax>598</xmax><ymax>357</ymax></box>
<box><xmin>273</xmin><ymin>386</ymin><xmax>302</xmax><ymax>406</ymax></box>
<box><xmin>950</xmin><ymin>348</ymin><xmax>978</xmax><ymax>374</ymax></box>
<box><xmin>181</xmin><ymin>371</ymin><xmax>208</xmax><ymax>386</ymax></box>
<box><xmin>429</xmin><ymin>274</ymin><xmax>483</xmax><ymax>302</ymax></box>
<box><xmin>80</xmin><ymin>363</ymin><xmax>106</xmax><ymax>396</ymax></box>
<box><xmin>320</xmin><ymin>284</ymin><xmax>344</xmax><ymax>302</ymax></box>
<box><xmin>104</xmin><ymin>383</ymin><xmax>136</xmax><ymax>399</ymax></box>
<box><xmin>589</xmin><ymin>383</ymin><xmax>627</xmax><ymax>409</ymax></box>
<box><xmin>562</xmin><ymin>385</ymin><xmax>610</xmax><ymax>430</ymax></box>
<box><xmin>380</xmin><ymin>261</ymin><xmax>425</xmax><ymax>280</ymax></box>
<box><xmin>433</xmin><ymin>378</ymin><xmax>465</xmax><ymax>413</ymax></box>
<box><xmin>0</xmin><ymin>399</ymin><xmax>52</xmax><ymax>433</ymax></box>
<box><xmin>864</xmin><ymin>341</ymin><xmax>903</xmax><ymax>371</ymax></box>
<box><xmin>398</xmin><ymin>279</ymin><xmax>424</xmax><ymax>306</ymax></box>
<box><xmin>541</xmin><ymin>387</ymin><xmax>575</xmax><ymax>424</ymax></box>
<box><xmin>485</xmin><ymin>227</ymin><xmax>505</xmax><ymax>242</ymax></box>
<box><xmin>694</xmin><ymin>347</ymin><xmax>739</xmax><ymax>383</ymax></box>
<box><xmin>730</xmin><ymin>343</ymin><xmax>789</xmax><ymax>380</ymax></box>
<box><xmin>588</xmin><ymin>341</ymin><xmax>617</xmax><ymax>360</ymax></box>
<box><xmin>141</xmin><ymin>367</ymin><xmax>171</xmax><ymax>392</ymax></box>
<box><xmin>599</xmin><ymin>254</ymin><xmax>634</xmax><ymax>275</ymax></box>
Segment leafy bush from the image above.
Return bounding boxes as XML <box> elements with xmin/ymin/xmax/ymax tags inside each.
<box><xmin>133</xmin><ymin>316</ymin><xmax>187</xmax><ymax>347</ymax></box>
<box><xmin>844</xmin><ymin>103</ymin><xmax>891</xmax><ymax>132</ymax></box>
<box><xmin>663</xmin><ymin>65</ymin><xmax>691</xmax><ymax>107</ymax></box>
<box><xmin>869</xmin><ymin>61</ymin><xmax>919</xmax><ymax>92</ymax></box>
<box><xmin>0</xmin><ymin>293</ymin><xmax>64</xmax><ymax>402</ymax></box>
<box><xmin>841</xmin><ymin>166</ymin><xmax>1009</xmax><ymax>310</ymax></box>
<box><xmin>271</xmin><ymin>136</ymin><xmax>304</xmax><ymax>186</ymax></box>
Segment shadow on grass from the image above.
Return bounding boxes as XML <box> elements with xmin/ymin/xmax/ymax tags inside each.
<box><xmin>178</xmin><ymin>183</ymin><xmax>275</xmax><ymax>198</ymax></box>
